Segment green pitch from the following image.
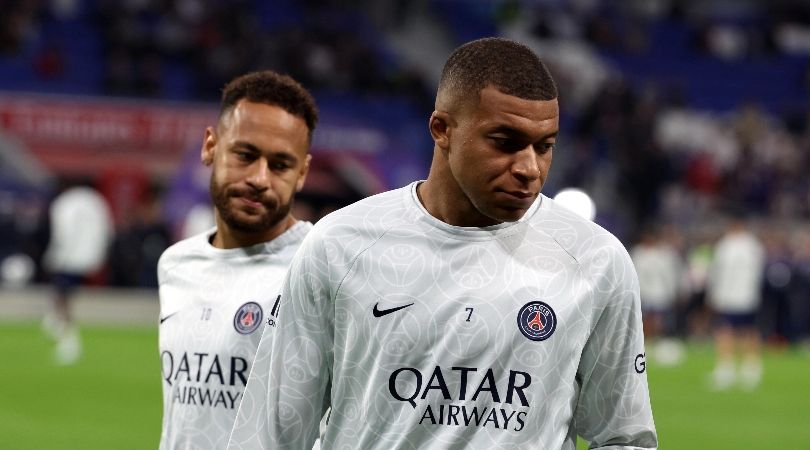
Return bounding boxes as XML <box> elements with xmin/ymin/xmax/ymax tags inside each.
<box><xmin>1</xmin><ymin>323</ymin><xmax>808</xmax><ymax>449</ymax></box>
<box><xmin>0</xmin><ymin>323</ymin><xmax>162</xmax><ymax>450</ymax></box>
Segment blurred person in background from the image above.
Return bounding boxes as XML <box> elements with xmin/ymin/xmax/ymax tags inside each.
<box><xmin>631</xmin><ymin>224</ymin><xmax>686</xmax><ymax>366</ymax></box>
<box><xmin>42</xmin><ymin>177</ymin><xmax>113</xmax><ymax>365</ymax></box>
<box><xmin>707</xmin><ymin>217</ymin><xmax>766</xmax><ymax>390</ymax></box>
<box><xmin>760</xmin><ymin>226</ymin><xmax>793</xmax><ymax>346</ymax></box>
<box><xmin>157</xmin><ymin>70</ymin><xmax>318</xmax><ymax>450</ymax></box>
<box><xmin>790</xmin><ymin>230</ymin><xmax>810</xmax><ymax>351</ymax></box>
<box><xmin>180</xmin><ymin>202</ymin><xmax>216</xmax><ymax>240</ymax></box>
<box><xmin>108</xmin><ymin>183</ymin><xmax>172</xmax><ymax>288</ymax></box>
<box><xmin>684</xmin><ymin>230</ymin><xmax>715</xmax><ymax>340</ymax></box>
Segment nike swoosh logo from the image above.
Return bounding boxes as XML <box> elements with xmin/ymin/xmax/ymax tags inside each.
<box><xmin>159</xmin><ymin>312</ymin><xmax>178</xmax><ymax>324</ymax></box>
<box><xmin>372</xmin><ymin>302</ymin><xmax>414</xmax><ymax>318</ymax></box>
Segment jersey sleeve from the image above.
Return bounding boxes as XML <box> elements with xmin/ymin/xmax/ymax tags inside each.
<box><xmin>156</xmin><ymin>248</ymin><xmax>179</xmax><ymax>314</ymax></box>
<box><xmin>156</xmin><ymin>251</ymin><xmax>170</xmax><ymax>290</ymax></box>
<box><xmin>228</xmin><ymin>233</ymin><xmax>334</xmax><ymax>450</ymax></box>
<box><xmin>573</xmin><ymin>239</ymin><xmax>658</xmax><ymax>449</ymax></box>
<box><xmin>156</xmin><ymin>249</ymin><xmax>171</xmax><ymax>449</ymax></box>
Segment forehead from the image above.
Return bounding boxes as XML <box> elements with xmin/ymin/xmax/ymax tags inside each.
<box><xmin>220</xmin><ymin>99</ymin><xmax>309</xmax><ymax>147</ymax></box>
<box><xmin>466</xmin><ymin>85</ymin><xmax>559</xmax><ymax>137</ymax></box>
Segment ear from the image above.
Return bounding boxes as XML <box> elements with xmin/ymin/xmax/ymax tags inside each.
<box><xmin>295</xmin><ymin>153</ymin><xmax>312</xmax><ymax>192</ymax></box>
<box><xmin>201</xmin><ymin>126</ymin><xmax>217</xmax><ymax>166</ymax></box>
<box><xmin>429</xmin><ymin>111</ymin><xmax>452</xmax><ymax>150</ymax></box>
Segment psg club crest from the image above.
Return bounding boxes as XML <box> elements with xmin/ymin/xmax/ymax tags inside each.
<box><xmin>517</xmin><ymin>301</ymin><xmax>557</xmax><ymax>341</ymax></box>
<box><xmin>234</xmin><ymin>302</ymin><xmax>263</xmax><ymax>335</ymax></box>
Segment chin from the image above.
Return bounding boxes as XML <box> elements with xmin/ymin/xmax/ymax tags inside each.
<box><xmin>228</xmin><ymin>221</ymin><xmax>266</xmax><ymax>233</ymax></box>
<box><xmin>498</xmin><ymin>215</ymin><xmax>524</xmax><ymax>224</ymax></box>
<box><xmin>493</xmin><ymin>209</ymin><xmax>529</xmax><ymax>224</ymax></box>
<box><xmin>224</xmin><ymin>213</ymin><xmax>270</xmax><ymax>232</ymax></box>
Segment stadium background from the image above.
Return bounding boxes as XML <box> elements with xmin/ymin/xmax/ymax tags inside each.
<box><xmin>1</xmin><ymin>0</ymin><xmax>809</xmax><ymax>449</ymax></box>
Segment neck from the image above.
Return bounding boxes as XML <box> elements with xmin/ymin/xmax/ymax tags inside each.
<box><xmin>210</xmin><ymin>215</ymin><xmax>297</xmax><ymax>249</ymax></box>
<box><xmin>418</xmin><ymin>150</ymin><xmax>498</xmax><ymax>227</ymax></box>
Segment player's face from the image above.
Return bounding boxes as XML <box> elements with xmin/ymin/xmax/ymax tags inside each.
<box><xmin>438</xmin><ymin>85</ymin><xmax>559</xmax><ymax>226</ymax></box>
<box><xmin>202</xmin><ymin>99</ymin><xmax>310</xmax><ymax>236</ymax></box>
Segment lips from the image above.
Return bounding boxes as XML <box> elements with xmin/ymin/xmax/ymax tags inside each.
<box><xmin>233</xmin><ymin>195</ymin><xmax>266</xmax><ymax>210</ymax></box>
<box><xmin>497</xmin><ymin>189</ymin><xmax>537</xmax><ymax>208</ymax></box>
<box><xmin>504</xmin><ymin>190</ymin><xmax>533</xmax><ymax>199</ymax></box>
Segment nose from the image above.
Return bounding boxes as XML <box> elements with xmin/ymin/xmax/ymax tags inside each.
<box><xmin>245</xmin><ymin>160</ymin><xmax>271</xmax><ymax>190</ymax></box>
<box><xmin>511</xmin><ymin>147</ymin><xmax>541</xmax><ymax>182</ymax></box>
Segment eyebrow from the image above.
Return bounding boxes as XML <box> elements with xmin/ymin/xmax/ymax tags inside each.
<box><xmin>232</xmin><ymin>140</ymin><xmax>262</xmax><ymax>153</ymax></box>
<box><xmin>232</xmin><ymin>140</ymin><xmax>299</xmax><ymax>162</ymax></box>
<box><xmin>488</xmin><ymin>125</ymin><xmax>558</xmax><ymax>141</ymax></box>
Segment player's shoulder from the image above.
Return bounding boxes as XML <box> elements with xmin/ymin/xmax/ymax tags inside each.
<box><xmin>292</xmin><ymin>185</ymin><xmax>416</xmax><ymax>269</ymax></box>
<box><xmin>310</xmin><ymin>185</ymin><xmax>414</xmax><ymax>238</ymax></box>
<box><xmin>53</xmin><ymin>186</ymin><xmax>104</xmax><ymax>209</ymax></box>
<box><xmin>531</xmin><ymin>195</ymin><xmax>629</xmax><ymax>266</ymax></box>
<box><xmin>158</xmin><ymin>228</ymin><xmax>212</xmax><ymax>270</ymax></box>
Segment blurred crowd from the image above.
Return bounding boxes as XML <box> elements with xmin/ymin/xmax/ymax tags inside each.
<box><xmin>630</xmin><ymin>219</ymin><xmax>810</xmax><ymax>350</ymax></box>
<box><xmin>0</xmin><ymin>0</ymin><xmax>432</xmax><ymax>102</ymax></box>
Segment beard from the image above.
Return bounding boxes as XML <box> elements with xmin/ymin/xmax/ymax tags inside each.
<box><xmin>209</xmin><ymin>174</ymin><xmax>292</xmax><ymax>234</ymax></box>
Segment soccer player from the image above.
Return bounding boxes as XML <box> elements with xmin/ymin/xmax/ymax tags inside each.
<box><xmin>157</xmin><ymin>70</ymin><xmax>317</xmax><ymax>449</ymax></box>
<box><xmin>631</xmin><ymin>225</ymin><xmax>686</xmax><ymax>366</ymax></box>
<box><xmin>706</xmin><ymin>218</ymin><xmax>766</xmax><ymax>390</ymax></box>
<box><xmin>42</xmin><ymin>178</ymin><xmax>113</xmax><ymax>365</ymax></box>
<box><xmin>229</xmin><ymin>38</ymin><xmax>657</xmax><ymax>449</ymax></box>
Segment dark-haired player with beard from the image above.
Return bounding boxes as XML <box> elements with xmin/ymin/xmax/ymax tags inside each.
<box><xmin>157</xmin><ymin>70</ymin><xmax>317</xmax><ymax>449</ymax></box>
<box><xmin>230</xmin><ymin>38</ymin><xmax>657</xmax><ymax>450</ymax></box>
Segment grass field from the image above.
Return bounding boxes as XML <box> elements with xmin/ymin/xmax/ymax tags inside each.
<box><xmin>0</xmin><ymin>323</ymin><xmax>161</xmax><ymax>450</ymax></box>
<box><xmin>1</xmin><ymin>322</ymin><xmax>809</xmax><ymax>449</ymax></box>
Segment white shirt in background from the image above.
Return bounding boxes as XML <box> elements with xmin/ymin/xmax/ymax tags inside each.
<box><xmin>158</xmin><ymin>222</ymin><xmax>312</xmax><ymax>450</ymax></box>
<box><xmin>43</xmin><ymin>186</ymin><xmax>113</xmax><ymax>275</ymax></box>
<box><xmin>707</xmin><ymin>230</ymin><xmax>765</xmax><ymax>313</ymax></box>
<box><xmin>632</xmin><ymin>243</ymin><xmax>684</xmax><ymax>310</ymax></box>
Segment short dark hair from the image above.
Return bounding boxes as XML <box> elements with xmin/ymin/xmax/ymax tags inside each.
<box><xmin>437</xmin><ymin>37</ymin><xmax>557</xmax><ymax>108</ymax></box>
<box><xmin>220</xmin><ymin>70</ymin><xmax>318</xmax><ymax>140</ymax></box>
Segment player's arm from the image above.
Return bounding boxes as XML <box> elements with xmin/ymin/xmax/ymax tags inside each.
<box><xmin>156</xmin><ymin>249</ymin><xmax>175</xmax><ymax>311</ymax></box>
<box><xmin>229</xmin><ymin>234</ymin><xmax>333</xmax><ymax>450</ymax></box>
<box><xmin>156</xmin><ymin>248</ymin><xmax>177</xmax><ymax>449</ymax></box>
<box><xmin>573</xmin><ymin>240</ymin><xmax>658</xmax><ymax>449</ymax></box>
